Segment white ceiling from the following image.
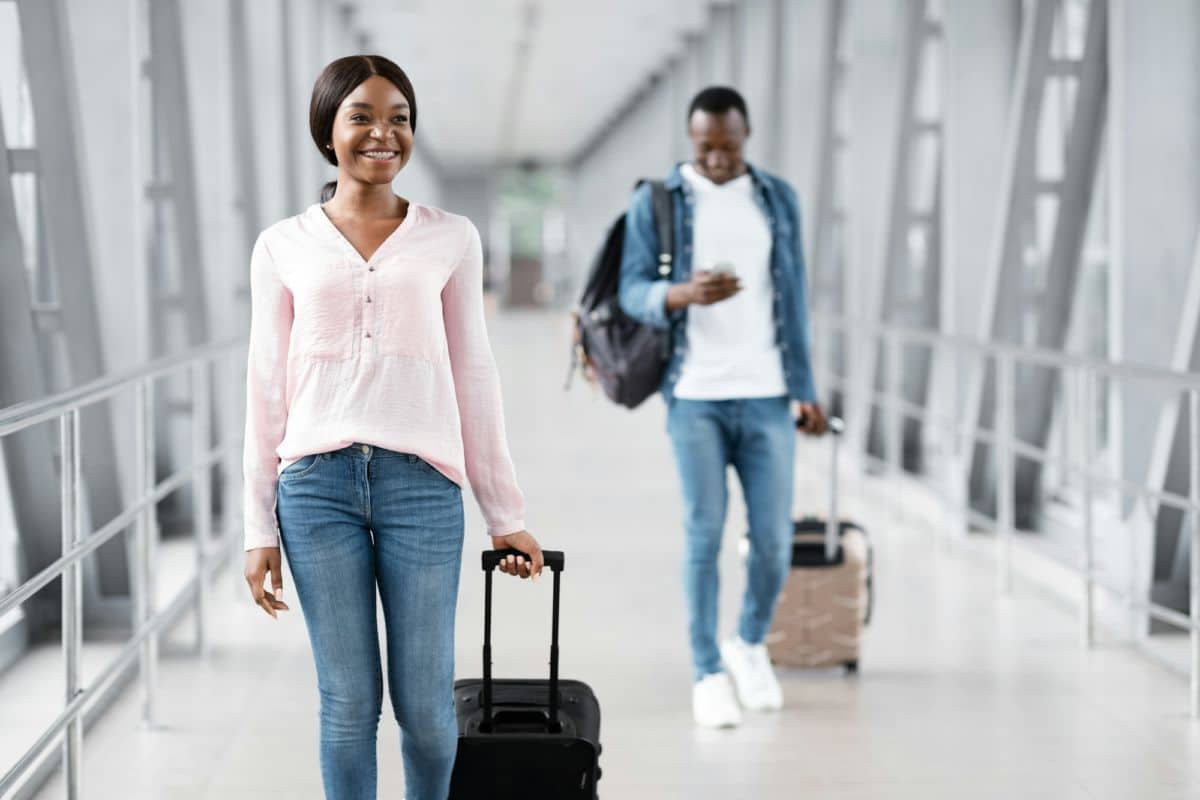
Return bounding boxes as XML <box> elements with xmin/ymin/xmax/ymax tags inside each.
<box><xmin>356</xmin><ymin>0</ymin><xmax>717</xmax><ymax>171</ymax></box>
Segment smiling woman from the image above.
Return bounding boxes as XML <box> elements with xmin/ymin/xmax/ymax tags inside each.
<box><xmin>309</xmin><ymin>54</ymin><xmax>419</xmax><ymax>204</ymax></box>
<box><xmin>241</xmin><ymin>53</ymin><xmax>545</xmax><ymax>800</ymax></box>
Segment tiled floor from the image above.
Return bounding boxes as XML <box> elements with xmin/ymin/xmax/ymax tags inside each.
<box><xmin>18</xmin><ymin>310</ymin><xmax>1200</xmax><ymax>799</ymax></box>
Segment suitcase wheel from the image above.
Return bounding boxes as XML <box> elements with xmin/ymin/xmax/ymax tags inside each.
<box><xmin>844</xmin><ymin>660</ymin><xmax>859</xmax><ymax>675</ymax></box>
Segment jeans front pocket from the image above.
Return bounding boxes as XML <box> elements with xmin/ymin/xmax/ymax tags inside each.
<box><xmin>411</xmin><ymin>455</ymin><xmax>449</xmax><ymax>482</ymax></box>
<box><xmin>279</xmin><ymin>453</ymin><xmax>323</xmax><ymax>481</ymax></box>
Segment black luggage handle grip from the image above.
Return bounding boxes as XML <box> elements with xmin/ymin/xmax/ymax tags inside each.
<box><xmin>482</xmin><ymin>548</ymin><xmax>565</xmax><ymax>573</ymax></box>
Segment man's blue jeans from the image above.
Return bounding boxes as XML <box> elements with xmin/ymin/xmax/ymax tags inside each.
<box><xmin>666</xmin><ymin>396</ymin><xmax>796</xmax><ymax>681</ymax></box>
<box><xmin>275</xmin><ymin>442</ymin><xmax>465</xmax><ymax>800</ymax></box>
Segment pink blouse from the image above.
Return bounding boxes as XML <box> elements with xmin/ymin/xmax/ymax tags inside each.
<box><xmin>242</xmin><ymin>201</ymin><xmax>526</xmax><ymax>551</ymax></box>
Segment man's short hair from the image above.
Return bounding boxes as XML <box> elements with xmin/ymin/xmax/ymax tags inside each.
<box><xmin>687</xmin><ymin>86</ymin><xmax>750</xmax><ymax>128</ymax></box>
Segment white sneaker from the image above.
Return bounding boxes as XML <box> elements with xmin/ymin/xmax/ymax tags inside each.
<box><xmin>692</xmin><ymin>672</ymin><xmax>743</xmax><ymax>728</ymax></box>
<box><xmin>720</xmin><ymin>636</ymin><xmax>784</xmax><ymax>711</ymax></box>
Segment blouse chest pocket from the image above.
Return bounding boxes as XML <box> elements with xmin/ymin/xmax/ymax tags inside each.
<box><xmin>371</xmin><ymin>261</ymin><xmax>451</xmax><ymax>362</ymax></box>
<box><xmin>289</xmin><ymin>262</ymin><xmax>357</xmax><ymax>361</ymax></box>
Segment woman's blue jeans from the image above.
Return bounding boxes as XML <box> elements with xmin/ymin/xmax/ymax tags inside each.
<box><xmin>666</xmin><ymin>396</ymin><xmax>796</xmax><ymax>681</ymax></box>
<box><xmin>276</xmin><ymin>442</ymin><xmax>464</xmax><ymax>800</ymax></box>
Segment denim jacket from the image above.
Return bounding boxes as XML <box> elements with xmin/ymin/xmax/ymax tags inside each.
<box><xmin>617</xmin><ymin>161</ymin><xmax>818</xmax><ymax>405</ymax></box>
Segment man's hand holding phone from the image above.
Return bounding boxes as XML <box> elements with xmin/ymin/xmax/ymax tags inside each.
<box><xmin>666</xmin><ymin>261</ymin><xmax>742</xmax><ymax>310</ymax></box>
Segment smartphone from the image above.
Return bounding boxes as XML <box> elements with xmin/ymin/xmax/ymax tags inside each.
<box><xmin>710</xmin><ymin>261</ymin><xmax>738</xmax><ymax>278</ymax></box>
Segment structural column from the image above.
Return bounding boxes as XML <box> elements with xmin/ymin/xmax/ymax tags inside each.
<box><xmin>1111</xmin><ymin>0</ymin><xmax>1200</xmax><ymax>617</ymax></box>
<box><xmin>935</xmin><ymin>0</ymin><xmax>1019</xmax><ymax>508</ymax></box>
<box><xmin>842</xmin><ymin>0</ymin><xmax>908</xmax><ymax>458</ymax></box>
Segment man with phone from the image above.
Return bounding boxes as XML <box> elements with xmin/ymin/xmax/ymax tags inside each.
<box><xmin>618</xmin><ymin>86</ymin><xmax>827</xmax><ymax>728</ymax></box>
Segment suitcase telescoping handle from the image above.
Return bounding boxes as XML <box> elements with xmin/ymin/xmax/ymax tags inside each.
<box><xmin>796</xmin><ymin>415</ymin><xmax>845</xmax><ymax>561</ymax></box>
<box><xmin>482</xmin><ymin>549</ymin><xmax>564</xmax><ymax>572</ymax></box>
<box><xmin>480</xmin><ymin>548</ymin><xmax>566</xmax><ymax>734</ymax></box>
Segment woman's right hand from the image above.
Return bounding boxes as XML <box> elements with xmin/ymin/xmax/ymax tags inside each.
<box><xmin>244</xmin><ymin>547</ymin><xmax>290</xmax><ymax>619</ymax></box>
<box><xmin>490</xmin><ymin>530</ymin><xmax>545</xmax><ymax>580</ymax></box>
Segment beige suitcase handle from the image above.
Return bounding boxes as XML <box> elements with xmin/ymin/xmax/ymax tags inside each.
<box><xmin>797</xmin><ymin>414</ymin><xmax>846</xmax><ymax>561</ymax></box>
<box><xmin>825</xmin><ymin>417</ymin><xmax>845</xmax><ymax>560</ymax></box>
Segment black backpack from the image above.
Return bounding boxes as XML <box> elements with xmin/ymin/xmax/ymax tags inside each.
<box><xmin>567</xmin><ymin>180</ymin><xmax>674</xmax><ymax>409</ymax></box>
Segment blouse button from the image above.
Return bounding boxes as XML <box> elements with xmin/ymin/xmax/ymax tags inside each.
<box><xmin>366</xmin><ymin>296</ymin><xmax>372</xmax><ymax>303</ymax></box>
<box><xmin>365</xmin><ymin>332</ymin><xmax>372</xmax><ymax>338</ymax></box>
<box><xmin>368</xmin><ymin>266</ymin><xmax>375</xmax><ymax>272</ymax></box>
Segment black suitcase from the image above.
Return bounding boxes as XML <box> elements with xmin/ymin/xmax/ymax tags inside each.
<box><xmin>448</xmin><ymin>549</ymin><xmax>602</xmax><ymax>799</ymax></box>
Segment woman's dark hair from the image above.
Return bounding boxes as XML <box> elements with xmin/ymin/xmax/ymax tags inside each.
<box><xmin>310</xmin><ymin>55</ymin><xmax>418</xmax><ymax>202</ymax></box>
<box><xmin>687</xmin><ymin>85</ymin><xmax>750</xmax><ymax>129</ymax></box>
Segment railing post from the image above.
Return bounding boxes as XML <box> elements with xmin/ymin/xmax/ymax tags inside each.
<box><xmin>887</xmin><ymin>333</ymin><xmax>904</xmax><ymax>519</ymax></box>
<box><xmin>955</xmin><ymin>343</ymin><xmax>969</xmax><ymax>542</ymax></box>
<box><xmin>134</xmin><ymin>377</ymin><xmax>158</xmax><ymax>728</ymax></box>
<box><xmin>192</xmin><ymin>360</ymin><xmax>212</xmax><ymax>656</ymax></box>
<box><xmin>1062</xmin><ymin>358</ymin><xmax>1073</xmax><ymax>491</ymax></box>
<box><xmin>996</xmin><ymin>352</ymin><xmax>1015</xmax><ymax>594</ymax></box>
<box><xmin>1189</xmin><ymin>387</ymin><xmax>1199</xmax><ymax>718</ymax></box>
<box><xmin>1080</xmin><ymin>367</ymin><xmax>1095</xmax><ymax>648</ymax></box>
<box><xmin>937</xmin><ymin>339</ymin><xmax>955</xmax><ymax>551</ymax></box>
<box><xmin>1128</xmin><ymin>379</ymin><xmax>1138</xmax><ymax>644</ymax></box>
<box><xmin>60</xmin><ymin>409</ymin><xmax>82</xmax><ymax>799</ymax></box>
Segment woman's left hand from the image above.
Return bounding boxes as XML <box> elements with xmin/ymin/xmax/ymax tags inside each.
<box><xmin>490</xmin><ymin>530</ymin><xmax>544</xmax><ymax>581</ymax></box>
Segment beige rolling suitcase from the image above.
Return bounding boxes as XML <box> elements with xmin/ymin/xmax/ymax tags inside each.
<box><xmin>765</xmin><ymin>417</ymin><xmax>873</xmax><ymax>673</ymax></box>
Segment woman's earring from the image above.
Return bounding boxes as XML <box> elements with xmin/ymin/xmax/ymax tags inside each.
<box><xmin>325</xmin><ymin>144</ymin><xmax>333</xmax><ymax>150</ymax></box>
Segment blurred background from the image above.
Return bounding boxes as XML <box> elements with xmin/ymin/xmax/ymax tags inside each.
<box><xmin>2</xmin><ymin>0</ymin><xmax>1200</xmax><ymax>797</ymax></box>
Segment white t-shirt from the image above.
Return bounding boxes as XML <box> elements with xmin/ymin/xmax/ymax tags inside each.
<box><xmin>673</xmin><ymin>163</ymin><xmax>787</xmax><ymax>400</ymax></box>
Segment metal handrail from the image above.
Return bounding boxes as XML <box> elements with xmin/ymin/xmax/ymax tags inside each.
<box><xmin>0</xmin><ymin>339</ymin><xmax>247</xmax><ymax>798</ymax></box>
<box><xmin>0</xmin><ymin>446</ymin><xmax>229</xmax><ymax>620</ymax></box>
<box><xmin>811</xmin><ymin>313</ymin><xmax>1200</xmax><ymax>716</ymax></box>
<box><xmin>860</xmin><ymin>382</ymin><xmax>1200</xmax><ymax>515</ymax></box>
<box><xmin>0</xmin><ymin>338</ymin><xmax>241</xmax><ymax>436</ymax></box>
<box><xmin>814</xmin><ymin>312</ymin><xmax>1200</xmax><ymax>391</ymax></box>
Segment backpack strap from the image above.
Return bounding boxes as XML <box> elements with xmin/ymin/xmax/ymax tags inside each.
<box><xmin>643</xmin><ymin>181</ymin><xmax>677</xmax><ymax>361</ymax></box>
<box><xmin>634</xmin><ymin>178</ymin><xmax>674</xmax><ymax>279</ymax></box>
<box><xmin>647</xmin><ymin>180</ymin><xmax>674</xmax><ymax>278</ymax></box>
